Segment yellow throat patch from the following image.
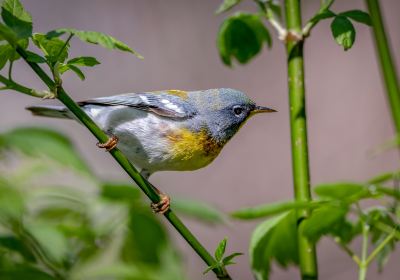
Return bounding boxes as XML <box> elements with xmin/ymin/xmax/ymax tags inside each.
<box><xmin>166</xmin><ymin>128</ymin><xmax>222</xmax><ymax>169</ymax></box>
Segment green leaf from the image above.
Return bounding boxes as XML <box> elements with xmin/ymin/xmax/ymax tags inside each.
<box><xmin>0</xmin><ymin>22</ymin><xmax>18</xmax><ymax>44</ymax></box>
<box><xmin>302</xmin><ymin>205</ymin><xmax>348</xmax><ymax>242</ymax></box>
<box><xmin>32</xmin><ymin>33</ymin><xmax>69</xmax><ymax>63</ymax></box>
<box><xmin>27</xmin><ymin>223</ymin><xmax>69</xmax><ymax>263</ymax></box>
<box><xmin>0</xmin><ymin>39</ymin><xmax>27</xmax><ymax>69</ymax></box>
<box><xmin>309</xmin><ymin>9</ymin><xmax>335</xmax><ymax>24</ymax></box>
<box><xmin>222</xmin><ymin>252</ymin><xmax>243</xmax><ymax>265</ymax></box>
<box><xmin>0</xmin><ymin>178</ymin><xmax>24</xmax><ymax>220</ymax></box>
<box><xmin>250</xmin><ymin>211</ymin><xmax>298</xmax><ymax>280</ymax></box>
<box><xmin>25</xmin><ymin>50</ymin><xmax>46</xmax><ymax>63</ymax></box>
<box><xmin>47</xmin><ymin>28</ymin><xmax>143</xmax><ymax>59</ymax></box>
<box><xmin>368</xmin><ymin>171</ymin><xmax>400</xmax><ymax>185</ymax></box>
<box><xmin>172</xmin><ymin>198</ymin><xmax>225</xmax><ymax>224</ymax></box>
<box><xmin>232</xmin><ymin>200</ymin><xmax>321</xmax><ymax>219</ymax></box>
<box><xmin>67</xmin><ymin>64</ymin><xmax>85</xmax><ymax>80</ymax></box>
<box><xmin>215</xmin><ymin>238</ymin><xmax>227</xmax><ymax>261</ymax></box>
<box><xmin>100</xmin><ymin>182</ymin><xmax>141</xmax><ymax>203</ymax></box>
<box><xmin>1</xmin><ymin>0</ymin><xmax>32</xmax><ymax>38</ymax></box>
<box><xmin>339</xmin><ymin>10</ymin><xmax>372</xmax><ymax>26</ymax></box>
<box><xmin>121</xmin><ymin>207</ymin><xmax>168</xmax><ymax>265</ymax></box>
<box><xmin>314</xmin><ymin>182</ymin><xmax>365</xmax><ymax>200</ymax></box>
<box><xmin>67</xmin><ymin>56</ymin><xmax>100</xmax><ymax>67</ymax></box>
<box><xmin>216</xmin><ymin>0</ymin><xmax>241</xmax><ymax>14</ymax></box>
<box><xmin>217</xmin><ymin>12</ymin><xmax>271</xmax><ymax>66</ymax></box>
<box><xmin>0</xmin><ymin>127</ymin><xmax>92</xmax><ymax>176</ymax></box>
<box><xmin>0</xmin><ymin>266</ymin><xmax>55</xmax><ymax>280</ymax></box>
<box><xmin>331</xmin><ymin>16</ymin><xmax>356</xmax><ymax>51</ymax></box>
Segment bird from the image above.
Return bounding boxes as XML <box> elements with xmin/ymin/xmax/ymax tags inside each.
<box><xmin>27</xmin><ymin>88</ymin><xmax>276</xmax><ymax>213</ymax></box>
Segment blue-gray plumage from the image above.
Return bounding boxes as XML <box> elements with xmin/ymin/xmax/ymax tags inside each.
<box><xmin>27</xmin><ymin>88</ymin><xmax>276</xmax><ymax>178</ymax></box>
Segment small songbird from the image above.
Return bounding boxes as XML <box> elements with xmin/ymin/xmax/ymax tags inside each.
<box><xmin>27</xmin><ymin>88</ymin><xmax>276</xmax><ymax>213</ymax></box>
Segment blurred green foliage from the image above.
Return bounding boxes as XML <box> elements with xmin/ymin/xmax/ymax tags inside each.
<box><xmin>0</xmin><ymin>127</ymin><xmax>225</xmax><ymax>279</ymax></box>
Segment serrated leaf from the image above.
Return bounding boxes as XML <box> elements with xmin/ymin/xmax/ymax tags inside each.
<box><xmin>217</xmin><ymin>12</ymin><xmax>271</xmax><ymax>66</ymax></box>
<box><xmin>232</xmin><ymin>200</ymin><xmax>320</xmax><ymax>219</ymax></box>
<box><xmin>32</xmin><ymin>33</ymin><xmax>69</xmax><ymax>63</ymax></box>
<box><xmin>1</xmin><ymin>0</ymin><xmax>32</xmax><ymax>38</ymax></box>
<box><xmin>0</xmin><ymin>127</ymin><xmax>92</xmax><ymax>176</ymax></box>
<box><xmin>216</xmin><ymin>0</ymin><xmax>241</xmax><ymax>14</ymax></box>
<box><xmin>302</xmin><ymin>205</ymin><xmax>348</xmax><ymax>242</ymax></box>
<box><xmin>172</xmin><ymin>198</ymin><xmax>225</xmax><ymax>224</ymax></box>
<box><xmin>314</xmin><ymin>182</ymin><xmax>365</xmax><ymax>200</ymax></box>
<box><xmin>215</xmin><ymin>238</ymin><xmax>227</xmax><ymax>261</ymax></box>
<box><xmin>339</xmin><ymin>10</ymin><xmax>371</xmax><ymax>26</ymax></box>
<box><xmin>67</xmin><ymin>56</ymin><xmax>100</xmax><ymax>67</ymax></box>
<box><xmin>250</xmin><ymin>211</ymin><xmax>298</xmax><ymax>280</ymax></box>
<box><xmin>47</xmin><ymin>28</ymin><xmax>143</xmax><ymax>59</ymax></box>
<box><xmin>331</xmin><ymin>16</ymin><xmax>355</xmax><ymax>51</ymax></box>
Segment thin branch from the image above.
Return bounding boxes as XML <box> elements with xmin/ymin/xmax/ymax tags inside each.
<box><xmin>8</xmin><ymin>60</ymin><xmax>13</xmax><ymax>81</ymax></box>
<box><xmin>0</xmin><ymin>74</ymin><xmax>49</xmax><ymax>98</ymax></box>
<box><xmin>365</xmin><ymin>229</ymin><xmax>396</xmax><ymax>266</ymax></box>
<box><xmin>333</xmin><ymin>237</ymin><xmax>361</xmax><ymax>265</ymax></box>
<box><xmin>13</xmin><ymin>46</ymin><xmax>231</xmax><ymax>280</ymax></box>
<box><xmin>302</xmin><ymin>0</ymin><xmax>335</xmax><ymax>37</ymax></box>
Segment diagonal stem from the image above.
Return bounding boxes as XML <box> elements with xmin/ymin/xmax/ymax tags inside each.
<box><xmin>14</xmin><ymin>46</ymin><xmax>231</xmax><ymax>280</ymax></box>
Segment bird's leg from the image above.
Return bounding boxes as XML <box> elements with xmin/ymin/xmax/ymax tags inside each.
<box><xmin>150</xmin><ymin>186</ymin><xmax>171</xmax><ymax>214</ymax></box>
<box><xmin>139</xmin><ymin>169</ymin><xmax>171</xmax><ymax>214</ymax></box>
<box><xmin>97</xmin><ymin>135</ymin><xmax>119</xmax><ymax>151</ymax></box>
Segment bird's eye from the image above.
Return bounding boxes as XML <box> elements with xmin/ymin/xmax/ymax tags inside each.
<box><xmin>233</xmin><ymin>106</ymin><xmax>243</xmax><ymax>116</ymax></box>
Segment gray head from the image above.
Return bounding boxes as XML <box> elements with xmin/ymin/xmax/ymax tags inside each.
<box><xmin>187</xmin><ymin>88</ymin><xmax>276</xmax><ymax>143</ymax></box>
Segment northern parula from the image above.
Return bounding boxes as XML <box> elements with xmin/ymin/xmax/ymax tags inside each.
<box><xmin>27</xmin><ymin>88</ymin><xmax>276</xmax><ymax>213</ymax></box>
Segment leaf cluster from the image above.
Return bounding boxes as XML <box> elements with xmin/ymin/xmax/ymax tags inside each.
<box><xmin>0</xmin><ymin>0</ymin><xmax>142</xmax><ymax>92</ymax></box>
<box><xmin>232</xmin><ymin>177</ymin><xmax>400</xmax><ymax>279</ymax></box>
<box><xmin>0</xmin><ymin>127</ymin><xmax>227</xmax><ymax>279</ymax></box>
<box><xmin>215</xmin><ymin>0</ymin><xmax>371</xmax><ymax>67</ymax></box>
<box><xmin>203</xmin><ymin>238</ymin><xmax>243</xmax><ymax>275</ymax></box>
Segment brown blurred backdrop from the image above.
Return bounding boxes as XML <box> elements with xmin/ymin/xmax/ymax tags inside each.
<box><xmin>1</xmin><ymin>0</ymin><xmax>399</xmax><ymax>279</ymax></box>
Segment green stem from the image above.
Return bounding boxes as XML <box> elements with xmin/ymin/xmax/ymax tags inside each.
<box><xmin>365</xmin><ymin>0</ymin><xmax>400</xmax><ymax>134</ymax></box>
<box><xmin>284</xmin><ymin>1</ymin><xmax>318</xmax><ymax>279</ymax></box>
<box><xmin>359</xmin><ymin>223</ymin><xmax>369</xmax><ymax>280</ymax></box>
<box><xmin>374</xmin><ymin>221</ymin><xmax>400</xmax><ymax>240</ymax></box>
<box><xmin>302</xmin><ymin>0</ymin><xmax>335</xmax><ymax>37</ymax></box>
<box><xmin>365</xmin><ymin>229</ymin><xmax>396</xmax><ymax>266</ymax></box>
<box><xmin>333</xmin><ymin>237</ymin><xmax>361</xmax><ymax>266</ymax></box>
<box><xmin>0</xmin><ymin>74</ymin><xmax>48</xmax><ymax>98</ymax></box>
<box><xmin>14</xmin><ymin>47</ymin><xmax>230</xmax><ymax>280</ymax></box>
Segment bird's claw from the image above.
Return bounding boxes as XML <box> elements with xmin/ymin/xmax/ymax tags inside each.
<box><xmin>151</xmin><ymin>193</ymin><xmax>170</xmax><ymax>214</ymax></box>
<box><xmin>97</xmin><ymin>135</ymin><xmax>119</xmax><ymax>151</ymax></box>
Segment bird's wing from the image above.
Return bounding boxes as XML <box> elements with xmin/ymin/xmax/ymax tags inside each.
<box><xmin>78</xmin><ymin>91</ymin><xmax>197</xmax><ymax>119</ymax></box>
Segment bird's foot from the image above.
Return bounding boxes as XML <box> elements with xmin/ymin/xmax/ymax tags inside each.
<box><xmin>151</xmin><ymin>193</ymin><xmax>170</xmax><ymax>214</ymax></box>
<box><xmin>97</xmin><ymin>135</ymin><xmax>119</xmax><ymax>151</ymax></box>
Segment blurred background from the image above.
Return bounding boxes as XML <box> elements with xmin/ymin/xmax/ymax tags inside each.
<box><xmin>1</xmin><ymin>0</ymin><xmax>399</xmax><ymax>279</ymax></box>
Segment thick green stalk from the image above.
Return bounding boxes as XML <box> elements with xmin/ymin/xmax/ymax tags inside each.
<box><xmin>15</xmin><ymin>47</ymin><xmax>230</xmax><ymax>280</ymax></box>
<box><xmin>284</xmin><ymin>0</ymin><xmax>318</xmax><ymax>279</ymax></box>
<box><xmin>366</xmin><ymin>0</ymin><xmax>400</xmax><ymax>133</ymax></box>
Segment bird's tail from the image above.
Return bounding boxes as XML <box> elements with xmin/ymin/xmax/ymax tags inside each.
<box><xmin>26</xmin><ymin>105</ymin><xmax>74</xmax><ymax>119</ymax></box>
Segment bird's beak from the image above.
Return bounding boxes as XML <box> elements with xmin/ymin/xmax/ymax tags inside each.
<box><xmin>251</xmin><ymin>105</ymin><xmax>277</xmax><ymax>115</ymax></box>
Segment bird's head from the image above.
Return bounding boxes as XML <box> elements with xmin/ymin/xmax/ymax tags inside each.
<box><xmin>188</xmin><ymin>88</ymin><xmax>276</xmax><ymax>143</ymax></box>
